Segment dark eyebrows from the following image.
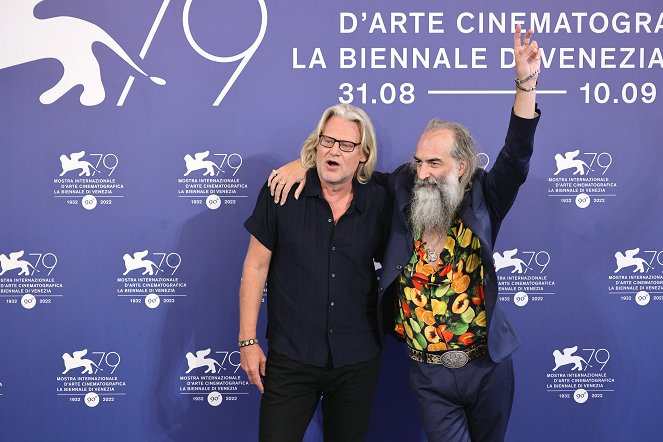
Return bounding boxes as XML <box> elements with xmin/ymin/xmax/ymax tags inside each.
<box><xmin>413</xmin><ymin>155</ymin><xmax>442</xmax><ymax>164</ymax></box>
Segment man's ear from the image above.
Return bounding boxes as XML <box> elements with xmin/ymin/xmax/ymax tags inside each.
<box><xmin>458</xmin><ymin>160</ymin><xmax>467</xmax><ymax>179</ymax></box>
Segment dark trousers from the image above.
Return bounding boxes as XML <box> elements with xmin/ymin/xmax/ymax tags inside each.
<box><xmin>259</xmin><ymin>350</ymin><xmax>380</xmax><ymax>442</ymax></box>
<box><xmin>408</xmin><ymin>354</ymin><xmax>515</xmax><ymax>442</ymax></box>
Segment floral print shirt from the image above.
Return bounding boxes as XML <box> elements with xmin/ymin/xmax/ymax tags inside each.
<box><xmin>395</xmin><ymin>219</ymin><xmax>487</xmax><ymax>352</ymax></box>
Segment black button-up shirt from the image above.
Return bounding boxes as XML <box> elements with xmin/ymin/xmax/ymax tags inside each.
<box><xmin>244</xmin><ymin>168</ymin><xmax>391</xmax><ymax>367</ymax></box>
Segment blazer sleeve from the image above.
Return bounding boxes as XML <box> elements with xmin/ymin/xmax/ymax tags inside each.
<box><xmin>483</xmin><ymin>107</ymin><xmax>541</xmax><ymax>224</ymax></box>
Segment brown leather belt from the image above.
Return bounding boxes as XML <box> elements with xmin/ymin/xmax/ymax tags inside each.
<box><xmin>408</xmin><ymin>342</ymin><xmax>488</xmax><ymax>369</ymax></box>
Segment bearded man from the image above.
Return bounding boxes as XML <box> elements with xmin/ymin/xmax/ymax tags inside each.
<box><xmin>268</xmin><ymin>25</ymin><xmax>541</xmax><ymax>442</ymax></box>
<box><xmin>375</xmin><ymin>25</ymin><xmax>540</xmax><ymax>442</ymax></box>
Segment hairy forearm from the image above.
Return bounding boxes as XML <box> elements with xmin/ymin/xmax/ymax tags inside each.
<box><xmin>239</xmin><ymin>269</ymin><xmax>267</xmax><ymax>339</ymax></box>
<box><xmin>238</xmin><ymin>239</ymin><xmax>271</xmax><ymax>340</ymax></box>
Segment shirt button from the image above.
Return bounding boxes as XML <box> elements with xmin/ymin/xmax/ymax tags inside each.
<box><xmin>378</xmin><ymin>287</ymin><xmax>384</xmax><ymax>293</ymax></box>
<box><xmin>396</xmin><ymin>265</ymin><xmax>403</xmax><ymax>270</ymax></box>
<box><xmin>327</xmin><ymin>218</ymin><xmax>332</xmax><ymax>223</ymax></box>
<box><xmin>329</xmin><ymin>328</ymin><xmax>334</xmax><ymax>333</ymax></box>
<box><xmin>331</xmin><ymin>273</ymin><xmax>336</xmax><ymax>278</ymax></box>
<box><xmin>332</xmin><ymin>246</ymin><xmax>336</xmax><ymax>251</ymax></box>
<box><xmin>330</xmin><ymin>301</ymin><xmax>335</xmax><ymax>306</ymax></box>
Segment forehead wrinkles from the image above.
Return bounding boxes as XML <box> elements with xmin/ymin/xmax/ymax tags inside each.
<box><xmin>417</xmin><ymin>128</ymin><xmax>455</xmax><ymax>158</ymax></box>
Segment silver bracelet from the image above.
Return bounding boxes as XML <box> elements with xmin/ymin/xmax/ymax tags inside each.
<box><xmin>516</xmin><ymin>80</ymin><xmax>537</xmax><ymax>92</ymax></box>
<box><xmin>515</xmin><ymin>69</ymin><xmax>540</xmax><ymax>85</ymax></box>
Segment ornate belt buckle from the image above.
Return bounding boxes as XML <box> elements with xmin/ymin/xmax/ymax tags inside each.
<box><xmin>440</xmin><ymin>350</ymin><xmax>469</xmax><ymax>369</ymax></box>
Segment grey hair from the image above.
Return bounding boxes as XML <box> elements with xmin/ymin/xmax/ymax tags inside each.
<box><xmin>423</xmin><ymin>119</ymin><xmax>479</xmax><ymax>191</ymax></box>
<box><xmin>300</xmin><ymin>104</ymin><xmax>377</xmax><ymax>184</ymax></box>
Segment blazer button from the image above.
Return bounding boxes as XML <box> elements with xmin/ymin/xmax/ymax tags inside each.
<box><xmin>396</xmin><ymin>265</ymin><xmax>403</xmax><ymax>270</ymax></box>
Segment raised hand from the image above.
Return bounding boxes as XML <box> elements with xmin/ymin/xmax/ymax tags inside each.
<box><xmin>513</xmin><ymin>24</ymin><xmax>541</xmax><ymax>89</ymax></box>
<box><xmin>513</xmin><ymin>24</ymin><xmax>540</xmax><ymax>118</ymax></box>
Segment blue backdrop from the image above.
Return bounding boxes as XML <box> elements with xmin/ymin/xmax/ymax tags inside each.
<box><xmin>1</xmin><ymin>1</ymin><xmax>662</xmax><ymax>441</ymax></box>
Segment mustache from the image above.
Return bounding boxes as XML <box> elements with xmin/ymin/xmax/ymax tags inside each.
<box><xmin>414</xmin><ymin>176</ymin><xmax>448</xmax><ymax>189</ymax></box>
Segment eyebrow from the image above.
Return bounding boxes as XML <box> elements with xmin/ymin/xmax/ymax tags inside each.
<box><xmin>413</xmin><ymin>156</ymin><xmax>442</xmax><ymax>163</ymax></box>
<box><xmin>321</xmin><ymin>134</ymin><xmax>359</xmax><ymax>145</ymax></box>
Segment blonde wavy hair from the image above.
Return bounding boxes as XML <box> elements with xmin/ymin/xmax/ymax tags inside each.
<box><xmin>300</xmin><ymin>104</ymin><xmax>377</xmax><ymax>184</ymax></box>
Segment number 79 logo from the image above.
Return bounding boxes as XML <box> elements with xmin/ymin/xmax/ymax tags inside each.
<box><xmin>118</xmin><ymin>0</ymin><xmax>268</xmax><ymax>106</ymax></box>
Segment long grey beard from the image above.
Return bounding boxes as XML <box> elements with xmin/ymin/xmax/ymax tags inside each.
<box><xmin>409</xmin><ymin>176</ymin><xmax>464</xmax><ymax>235</ymax></box>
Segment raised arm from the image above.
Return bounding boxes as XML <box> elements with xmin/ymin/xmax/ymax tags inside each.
<box><xmin>513</xmin><ymin>24</ymin><xmax>540</xmax><ymax>118</ymax></box>
<box><xmin>238</xmin><ymin>235</ymin><xmax>272</xmax><ymax>393</ymax></box>
<box><xmin>482</xmin><ymin>26</ymin><xmax>542</xmax><ymax>235</ymax></box>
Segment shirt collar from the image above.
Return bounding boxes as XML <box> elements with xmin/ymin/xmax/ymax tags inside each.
<box><xmin>305</xmin><ymin>168</ymin><xmax>366</xmax><ymax>213</ymax></box>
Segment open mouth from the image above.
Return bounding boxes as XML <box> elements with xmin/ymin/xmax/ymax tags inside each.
<box><xmin>326</xmin><ymin>160</ymin><xmax>340</xmax><ymax>168</ymax></box>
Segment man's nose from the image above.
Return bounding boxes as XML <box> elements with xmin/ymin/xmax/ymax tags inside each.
<box><xmin>328</xmin><ymin>141</ymin><xmax>343</xmax><ymax>154</ymax></box>
<box><xmin>417</xmin><ymin>164</ymin><xmax>431</xmax><ymax>180</ymax></box>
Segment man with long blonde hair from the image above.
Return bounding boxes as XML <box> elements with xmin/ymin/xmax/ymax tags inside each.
<box><xmin>239</xmin><ymin>104</ymin><xmax>390</xmax><ymax>442</ymax></box>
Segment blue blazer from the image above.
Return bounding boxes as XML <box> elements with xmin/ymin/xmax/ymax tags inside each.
<box><xmin>377</xmin><ymin>110</ymin><xmax>540</xmax><ymax>363</ymax></box>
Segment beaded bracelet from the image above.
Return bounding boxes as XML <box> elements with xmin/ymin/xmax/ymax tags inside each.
<box><xmin>238</xmin><ymin>338</ymin><xmax>259</xmax><ymax>348</ymax></box>
<box><xmin>516</xmin><ymin>80</ymin><xmax>537</xmax><ymax>92</ymax></box>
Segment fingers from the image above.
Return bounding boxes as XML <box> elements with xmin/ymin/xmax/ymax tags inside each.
<box><xmin>268</xmin><ymin>168</ymin><xmax>289</xmax><ymax>203</ymax></box>
<box><xmin>529</xmin><ymin>40</ymin><xmax>540</xmax><ymax>59</ymax></box>
<box><xmin>269</xmin><ymin>174</ymin><xmax>286</xmax><ymax>200</ymax></box>
<box><xmin>247</xmin><ymin>369</ymin><xmax>264</xmax><ymax>393</ymax></box>
<box><xmin>268</xmin><ymin>169</ymin><xmax>277</xmax><ymax>186</ymax></box>
<box><xmin>276</xmin><ymin>180</ymin><xmax>293</xmax><ymax>205</ymax></box>
<box><xmin>257</xmin><ymin>354</ymin><xmax>267</xmax><ymax>393</ymax></box>
<box><xmin>268</xmin><ymin>169</ymin><xmax>278</xmax><ymax>196</ymax></box>
<box><xmin>253</xmin><ymin>355</ymin><xmax>266</xmax><ymax>393</ymax></box>
<box><xmin>523</xmin><ymin>29</ymin><xmax>534</xmax><ymax>46</ymax></box>
<box><xmin>273</xmin><ymin>180</ymin><xmax>288</xmax><ymax>204</ymax></box>
<box><xmin>259</xmin><ymin>357</ymin><xmax>267</xmax><ymax>377</ymax></box>
<box><xmin>527</xmin><ymin>40</ymin><xmax>540</xmax><ymax>67</ymax></box>
<box><xmin>514</xmin><ymin>24</ymin><xmax>535</xmax><ymax>51</ymax></box>
<box><xmin>241</xmin><ymin>349</ymin><xmax>266</xmax><ymax>394</ymax></box>
<box><xmin>293</xmin><ymin>177</ymin><xmax>306</xmax><ymax>200</ymax></box>
<box><xmin>254</xmin><ymin>372</ymin><xmax>265</xmax><ymax>394</ymax></box>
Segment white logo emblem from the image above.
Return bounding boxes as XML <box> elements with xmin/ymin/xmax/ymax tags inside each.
<box><xmin>0</xmin><ymin>251</ymin><xmax>38</xmax><ymax>276</ymax></box>
<box><xmin>0</xmin><ymin>0</ymin><xmax>165</xmax><ymax>106</ymax></box>
<box><xmin>59</xmin><ymin>151</ymin><xmax>98</xmax><ymax>176</ymax></box>
<box><xmin>62</xmin><ymin>349</ymin><xmax>102</xmax><ymax>375</ymax></box>
<box><xmin>636</xmin><ymin>290</ymin><xmax>651</xmax><ymax>306</ymax></box>
<box><xmin>84</xmin><ymin>392</ymin><xmax>100</xmax><ymax>407</ymax></box>
<box><xmin>122</xmin><ymin>250</ymin><xmax>163</xmax><ymax>276</ymax></box>
<box><xmin>182</xmin><ymin>0</ymin><xmax>268</xmax><ymax>106</ymax></box>
<box><xmin>184</xmin><ymin>151</ymin><xmax>221</xmax><ymax>177</ymax></box>
<box><xmin>207</xmin><ymin>391</ymin><xmax>223</xmax><ymax>406</ymax></box>
<box><xmin>552</xmin><ymin>346</ymin><xmax>591</xmax><ymax>372</ymax></box>
<box><xmin>493</xmin><ymin>249</ymin><xmax>531</xmax><ymax>274</ymax></box>
<box><xmin>185</xmin><ymin>349</ymin><xmax>224</xmax><ymax>374</ymax></box>
<box><xmin>575</xmin><ymin>193</ymin><xmax>590</xmax><ymax>208</ymax></box>
<box><xmin>553</xmin><ymin>150</ymin><xmax>593</xmax><ymax>176</ymax></box>
<box><xmin>614</xmin><ymin>248</ymin><xmax>651</xmax><ymax>273</ymax></box>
